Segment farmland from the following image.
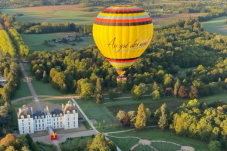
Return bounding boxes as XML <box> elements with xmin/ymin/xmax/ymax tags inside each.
<box><xmin>1</xmin><ymin>4</ymin><xmax>100</xmax><ymax>24</ymax></box>
<box><xmin>21</xmin><ymin>33</ymin><xmax>94</xmax><ymax>53</ymax></box>
<box><xmin>203</xmin><ymin>16</ymin><xmax>227</xmax><ymax>36</ymax></box>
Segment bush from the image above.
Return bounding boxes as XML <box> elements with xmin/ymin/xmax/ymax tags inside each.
<box><xmin>71</xmin><ymin>43</ymin><xmax>76</xmax><ymax>46</ymax></box>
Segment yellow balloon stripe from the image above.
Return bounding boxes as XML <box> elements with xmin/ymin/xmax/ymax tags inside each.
<box><xmin>93</xmin><ymin>6</ymin><xmax>153</xmax><ymax>75</ymax></box>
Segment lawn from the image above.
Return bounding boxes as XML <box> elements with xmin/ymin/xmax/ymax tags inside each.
<box><xmin>1</xmin><ymin>8</ymin><xmax>98</xmax><ymax>24</ymax></box>
<box><xmin>152</xmin><ymin>142</ymin><xmax>181</xmax><ymax>151</ymax></box>
<box><xmin>37</xmin><ymin>141</ymin><xmax>56</xmax><ymax>151</ymax></box>
<box><xmin>11</xmin><ymin>79</ymin><xmax>31</xmax><ymax>100</ymax></box>
<box><xmin>109</xmin><ymin>137</ymin><xmax>139</xmax><ymax>151</ymax></box>
<box><xmin>135</xmin><ymin>145</ymin><xmax>154</xmax><ymax>151</ymax></box>
<box><xmin>21</xmin><ymin>33</ymin><xmax>95</xmax><ymax>53</ymax></box>
<box><xmin>109</xmin><ymin>128</ymin><xmax>209</xmax><ymax>151</ymax></box>
<box><xmin>203</xmin><ymin>16</ymin><xmax>227</xmax><ymax>36</ymax></box>
<box><xmin>59</xmin><ymin>135</ymin><xmax>93</xmax><ymax>150</ymax></box>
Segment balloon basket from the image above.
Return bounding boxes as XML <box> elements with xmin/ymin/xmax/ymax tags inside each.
<box><xmin>116</xmin><ymin>75</ymin><xmax>127</xmax><ymax>81</ymax></box>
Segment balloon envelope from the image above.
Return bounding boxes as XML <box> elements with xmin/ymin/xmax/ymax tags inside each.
<box><xmin>93</xmin><ymin>5</ymin><xmax>153</xmax><ymax>75</ymax></box>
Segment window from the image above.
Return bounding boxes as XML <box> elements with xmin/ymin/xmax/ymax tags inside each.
<box><xmin>22</xmin><ymin>120</ymin><xmax>24</xmax><ymax>122</ymax></box>
<box><xmin>68</xmin><ymin>122</ymin><xmax>69</xmax><ymax>125</ymax></box>
<box><xmin>23</xmin><ymin>131</ymin><xmax>24</xmax><ymax>133</ymax></box>
<box><xmin>28</xmin><ymin>122</ymin><xmax>30</xmax><ymax>125</ymax></box>
<box><xmin>35</xmin><ymin>120</ymin><xmax>37</xmax><ymax>123</ymax></box>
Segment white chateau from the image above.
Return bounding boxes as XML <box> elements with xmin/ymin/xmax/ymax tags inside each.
<box><xmin>17</xmin><ymin>100</ymin><xmax>78</xmax><ymax>134</ymax></box>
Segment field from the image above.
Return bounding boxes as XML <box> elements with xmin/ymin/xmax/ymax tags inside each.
<box><xmin>11</xmin><ymin>79</ymin><xmax>31</xmax><ymax>100</ymax></box>
<box><xmin>203</xmin><ymin>16</ymin><xmax>227</xmax><ymax>36</ymax></box>
<box><xmin>2</xmin><ymin>4</ymin><xmax>206</xmax><ymax>28</ymax></box>
<box><xmin>59</xmin><ymin>135</ymin><xmax>93</xmax><ymax>150</ymax></box>
<box><xmin>21</xmin><ymin>33</ymin><xmax>95</xmax><ymax>53</ymax></box>
<box><xmin>109</xmin><ymin>128</ymin><xmax>209</xmax><ymax>151</ymax></box>
<box><xmin>1</xmin><ymin>4</ymin><xmax>100</xmax><ymax>24</ymax></box>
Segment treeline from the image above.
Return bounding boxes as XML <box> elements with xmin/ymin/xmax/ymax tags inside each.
<box><xmin>0</xmin><ymin>133</ymin><xmax>54</xmax><ymax>151</ymax></box>
<box><xmin>13</xmin><ymin>22</ymin><xmax>92</xmax><ymax>34</ymax></box>
<box><xmin>8</xmin><ymin>28</ymin><xmax>29</xmax><ymax>58</ymax></box>
<box><xmin>116</xmin><ymin>99</ymin><xmax>227</xmax><ymax>150</ymax></box>
<box><xmin>170</xmin><ymin>99</ymin><xmax>227</xmax><ymax>149</ymax></box>
<box><xmin>0</xmin><ymin>54</ymin><xmax>20</xmax><ymax>129</ymax></box>
<box><xmin>198</xmin><ymin>11</ymin><xmax>227</xmax><ymax>22</ymax></box>
<box><xmin>0</xmin><ymin>55</ymin><xmax>20</xmax><ymax>103</ymax></box>
<box><xmin>0</xmin><ymin>30</ymin><xmax>16</xmax><ymax>56</ymax></box>
<box><xmin>0</xmin><ymin>13</ymin><xmax>15</xmax><ymax>29</ymax></box>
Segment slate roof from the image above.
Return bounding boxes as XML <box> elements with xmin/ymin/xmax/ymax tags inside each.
<box><xmin>33</xmin><ymin>111</ymin><xmax>45</xmax><ymax>118</ymax></box>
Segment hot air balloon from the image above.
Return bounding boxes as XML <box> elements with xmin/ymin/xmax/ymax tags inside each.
<box><xmin>93</xmin><ymin>5</ymin><xmax>153</xmax><ymax>80</ymax></box>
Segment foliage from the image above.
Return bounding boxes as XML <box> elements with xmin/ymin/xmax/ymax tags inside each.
<box><xmin>8</xmin><ymin>28</ymin><xmax>29</xmax><ymax>58</ymax></box>
<box><xmin>208</xmin><ymin>141</ymin><xmax>221</xmax><ymax>151</ymax></box>
<box><xmin>86</xmin><ymin>133</ymin><xmax>116</xmax><ymax>151</ymax></box>
<box><xmin>134</xmin><ymin>103</ymin><xmax>146</xmax><ymax>130</ymax></box>
<box><xmin>0</xmin><ymin>30</ymin><xmax>16</xmax><ymax>56</ymax></box>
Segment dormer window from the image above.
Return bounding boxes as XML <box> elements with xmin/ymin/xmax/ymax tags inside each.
<box><xmin>42</xmin><ymin>115</ymin><xmax>44</xmax><ymax>118</ymax></box>
<box><xmin>60</xmin><ymin>113</ymin><xmax>62</xmax><ymax>116</ymax></box>
<box><xmin>27</xmin><ymin>115</ymin><xmax>30</xmax><ymax>118</ymax></box>
<box><xmin>53</xmin><ymin>114</ymin><xmax>55</xmax><ymax>117</ymax></box>
<box><xmin>35</xmin><ymin>116</ymin><xmax>37</xmax><ymax>119</ymax></box>
<box><xmin>21</xmin><ymin>116</ymin><xmax>24</xmax><ymax>119</ymax></box>
<box><xmin>73</xmin><ymin>110</ymin><xmax>75</xmax><ymax>113</ymax></box>
<box><xmin>67</xmin><ymin>111</ymin><xmax>70</xmax><ymax>114</ymax></box>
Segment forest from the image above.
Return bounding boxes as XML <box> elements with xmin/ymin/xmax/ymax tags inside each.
<box><xmin>116</xmin><ymin>99</ymin><xmax>227</xmax><ymax>150</ymax></box>
<box><xmin>28</xmin><ymin>15</ymin><xmax>227</xmax><ymax>101</ymax></box>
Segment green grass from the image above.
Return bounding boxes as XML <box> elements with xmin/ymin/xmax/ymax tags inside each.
<box><xmin>1</xmin><ymin>9</ymin><xmax>98</xmax><ymax>24</ymax></box>
<box><xmin>83</xmin><ymin>121</ymin><xmax>92</xmax><ymax>130</ymax></box>
<box><xmin>11</xmin><ymin>79</ymin><xmax>31</xmax><ymax>100</ymax></box>
<box><xmin>21</xmin><ymin>34</ymin><xmax>95</xmax><ymax>53</ymax></box>
<box><xmin>59</xmin><ymin>136</ymin><xmax>93</xmax><ymax>150</ymax></box>
<box><xmin>135</xmin><ymin>145</ymin><xmax>154</xmax><ymax>151</ymax></box>
<box><xmin>152</xmin><ymin>142</ymin><xmax>181</xmax><ymax>151</ymax></box>
<box><xmin>31</xmin><ymin>80</ymin><xmax>63</xmax><ymax>96</ymax></box>
<box><xmin>203</xmin><ymin>16</ymin><xmax>227</xmax><ymax>36</ymax></box>
<box><xmin>110</xmin><ymin>128</ymin><xmax>209</xmax><ymax>151</ymax></box>
<box><xmin>37</xmin><ymin>141</ymin><xmax>55</xmax><ymax>151</ymax></box>
<box><xmin>109</xmin><ymin>137</ymin><xmax>138</xmax><ymax>151</ymax></box>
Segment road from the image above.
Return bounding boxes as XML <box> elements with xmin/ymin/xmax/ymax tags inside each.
<box><xmin>19</xmin><ymin>63</ymin><xmax>43</xmax><ymax>111</ymax></box>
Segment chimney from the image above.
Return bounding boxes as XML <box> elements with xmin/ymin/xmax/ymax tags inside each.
<box><xmin>62</xmin><ymin>104</ymin><xmax>64</xmax><ymax>111</ymax></box>
<box><xmin>31</xmin><ymin>107</ymin><xmax>33</xmax><ymax>116</ymax></box>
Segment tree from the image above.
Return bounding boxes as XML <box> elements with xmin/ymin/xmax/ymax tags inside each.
<box><xmin>189</xmin><ymin>85</ymin><xmax>198</xmax><ymax>99</ymax></box>
<box><xmin>109</xmin><ymin>89</ymin><xmax>115</xmax><ymax>100</ymax></box>
<box><xmin>86</xmin><ymin>133</ymin><xmax>116</xmax><ymax>151</ymax></box>
<box><xmin>151</xmin><ymin>90</ymin><xmax>160</xmax><ymax>100</ymax></box>
<box><xmin>145</xmin><ymin>108</ymin><xmax>151</xmax><ymax>122</ymax></box>
<box><xmin>42</xmin><ymin>71</ymin><xmax>48</xmax><ymax>83</ymax></box>
<box><xmin>95</xmin><ymin>78</ymin><xmax>102</xmax><ymax>94</ymax></box>
<box><xmin>128</xmin><ymin>111</ymin><xmax>136</xmax><ymax>124</ymax></box>
<box><xmin>208</xmin><ymin>141</ymin><xmax>221</xmax><ymax>151</ymax></box>
<box><xmin>121</xmin><ymin>114</ymin><xmax>130</xmax><ymax>127</ymax></box>
<box><xmin>95</xmin><ymin>93</ymin><xmax>103</xmax><ymax>104</ymax></box>
<box><xmin>80</xmin><ymin>82</ymin><xmax>94</xmax><ymax>99</ymax></box>
<box><xmin>158</xmin><ymin>103</ymin><xmax>168</xmax><ymax>130</ymax></box>
<box><xmin>5</xmin><ymin>146</ymin><xmax>16</xmax><ymax>151</ymax></box>
<box><xmin>0</xmin><ymin>134</ymin><xmax>16</xmax><ymax>146</ymax></box>
<box><xmin>174</xmin><ymin>79</ymin><xmax>180</xmax><ymax>97</ymax></box>
<box><xmin>0</xmin><ymin>106</ymin><xmax>8</xmax><ymax>126</ymax></box>
<box><xmin>134</xmin><ymin>103</ymin><xmax>146</xmax><ymax>130</ymax></box>
<box><xmin>21</xmin><ymin>146</ymin><xmax>31</xmax><ymax>151</ymax></box>
<box><xmin>116</xmin><ymin>110</ymin><xmax>126</xmax><ymax>122</ymax></box>
<box><xmin>178</xmin><ymin>86</ymin><xmax>187</xmax><ymax>98</ymax></box>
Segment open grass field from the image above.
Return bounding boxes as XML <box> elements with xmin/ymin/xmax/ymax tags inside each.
<box><xmin>11</xmin><ymin>79</ymin><xmax>31</xmax><ymax>100</ymax></box>
<box><xmin>109</xmin><ymin>137</ymin><xmax>139</xmax><ymax>151</ymax></box>
<box><xmin>152</xmin><ymin>142</ymin><xmax>181</xmax><ymax>151</ymax></box>
<box><xmin>203</xmin><ymin>16</ymin><xmax>227</xmax><ymax>36</ymax></box>
<box><xmin>1</xmin><ymin>4</ymin><xmax>100</xmax><ymax>24</ymax></box>
<box><xmin>109</xmin><ymin>128</ymin><xmax>209</xmax><ymax>151</ymax></box>
<box><xmin>59</xmin><ymin>135</ymin><xmax>93</xmax><ymax>150</ymax></box>
<box><xmin>135</xmin><ymin>145</ymin><xmax>154</xmax><ymax>151</ymax></box>
<box><xmin>21</xmin><ymin>33</ymin><xmax>95</xmax><ymax>53</ymax></box>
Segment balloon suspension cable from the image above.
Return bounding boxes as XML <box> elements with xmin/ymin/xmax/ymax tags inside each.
<box><xmin>117</xmin><ymin>75</ymin><xmax>127</xmax><ymax>81</ymax></box>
